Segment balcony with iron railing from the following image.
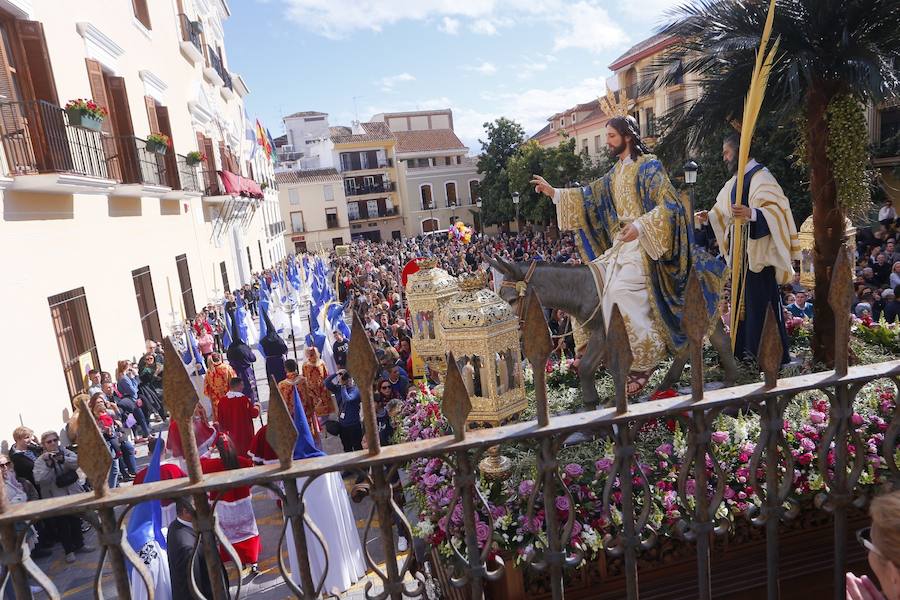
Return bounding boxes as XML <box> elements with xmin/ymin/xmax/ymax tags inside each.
<box><xmin>177</xmin><ymin>14</ymin><xmax>203</xmax><ymax>64</ymax></box>
<box><xmin>103</xmin><ymin>135</ymin><xmax>168</xmax><ymax>191</ymax></box>
<box><xmin>176</xmin><ymin>154</ymin><xmax>201</xmax><ymax>194</ymax></box>
<box><xmin>203</xmin><ymin>46</ymin><xmax>226</xmax><ymax>87</ymax></box>
<box><xmin>0</xmin><ymin>99</ymin><xmax>112</xmax><ymax>185</ymax></box>
<box><xmin>345</xmin><ymin>181</ymin><xmax>395</xmax><ymax>196</ymax></box>
<box><xmin>348</xmin><ymin>207</ymin><xmax>398</xmax><ymax>221</ymax></box>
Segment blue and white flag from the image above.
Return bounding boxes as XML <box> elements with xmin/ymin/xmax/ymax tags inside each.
<box><xmin>180</xmin><ymin>328</ymin><xmax>207</xmax><ymax>375</ymax></box>
<box><xmin>223</xmin><ymin>309</ymin><xmax>233</xmax><ymax>350</ymax></box>
<box><xmin>126</xmin><ymin>440</ymin><xmax>171</xmax><ymax>600</ymax></box>
<box><xmin>293</xmin><ymin>386</ymin><xmax>324</xmax><ymax>459</ymax></box>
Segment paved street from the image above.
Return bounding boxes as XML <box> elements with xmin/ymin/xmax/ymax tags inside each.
<box><xmin>29</xmin><ymin>336</ymin><xmax>417</xmax><ymax>599</ymax></box>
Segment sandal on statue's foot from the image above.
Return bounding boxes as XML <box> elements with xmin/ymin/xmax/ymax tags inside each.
<box><xmin>626</xmin><ymin>369</ymin><xmax>656</xmax><ymax>398</ymax></box>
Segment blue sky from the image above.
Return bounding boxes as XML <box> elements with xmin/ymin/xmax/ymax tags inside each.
<box><xmin>224</xmin><ymin>0</ymin><xmax>684</xmax><ymax>152</ymax></box>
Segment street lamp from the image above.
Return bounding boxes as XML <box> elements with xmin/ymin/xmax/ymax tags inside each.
<box><xmin>283</xmin><ymin>296</ymin><xmax>299</xmax><ymax>360</ymax></box>
<box><xmin>475</xmin><ymin>196</ymin><xmax>482</xmax><ymax>234</ymax></box>
<box><xmin>683</xmin><ymin>160</ymin><xmax>699</xmax><ymax>221</ymax></box>
<box><xmin>512</xmin><ymin>192</ymin><xmax>520</xmax><ymax>233</ymax></box>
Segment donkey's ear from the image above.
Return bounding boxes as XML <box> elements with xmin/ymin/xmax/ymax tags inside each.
<box><xmin>484</xmin><ymin>253</ymin><xmax>513</xmax><ymax>276</ymax></box>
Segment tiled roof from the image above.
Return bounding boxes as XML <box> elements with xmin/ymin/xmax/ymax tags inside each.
<box><xmin>530</xmin><ymin>123</ymin><xmax>552</xmax><ymax>140</ymax></box>
<box><xmin>330</xmin><ymin>121</ymin><xmax>395</xmax><ymax>144</ymax></box>
<box><xmin>609</xmin><ymin>33</ymin><xmax>677</xmax><ymax>70</ymax></box>
<box><xmin>273</xmin><ymin>134</ymin><xmax>288</xmax><ymax>147</ymax></box>
<box><xmin>393</xmin><ymin>129</ymin><xmax>466</xmax><ymax>154</ymax></box>
<box><xmin>285</xmin><ymin>110</ymin><xmax>327</xmax><ymax>118</ymax></box>
<box><xmin>329</xmin><ymin>126</ymin><xmax>352</xmax><ymax>137</ymax></box>
<box><xmin>275</xmin><ymin>168</ymin><xmax>341</xmax><ymax>185</ymax></box>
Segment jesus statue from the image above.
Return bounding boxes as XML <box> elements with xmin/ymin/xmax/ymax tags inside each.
<box><xmin>532</xmin><ymin>114</ymin><xmax>723</xmax><ymax>396</ymax></box>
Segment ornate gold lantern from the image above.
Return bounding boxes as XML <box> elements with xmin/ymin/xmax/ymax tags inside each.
<box><xmin>440</xmin><ymin>273</ymin><xmax>527</xmax><ymax>427</ymax></box>
<box><xmin>405</xmin><ymin>258</ymin><xmax>459</xmax><ymax>376</ymax></box>
<box><xmin>797</xmin><ymin>216</ymin><xmax>857</xmax><ymax>289</ymax></box>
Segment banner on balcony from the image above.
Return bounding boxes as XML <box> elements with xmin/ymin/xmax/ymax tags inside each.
<box><xmin>219</xmin><ymin>170</ymin><xmax>263</xmax><ymax>199</ymax></box>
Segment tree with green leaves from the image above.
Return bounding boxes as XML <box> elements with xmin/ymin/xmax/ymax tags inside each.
<box><xmin>507</xmin><ymin>136</ymin><xmax>614</xmax><ymax>225</ymax></box>
<box><xmin>476</xmin><ymin>118</ymin><xmax>525</xmax><ymax>227</ymax></box>
<box><xmin>655</xmin><ymin>0</ymin><xmax>900</xmax><ymax>367</ymax></box>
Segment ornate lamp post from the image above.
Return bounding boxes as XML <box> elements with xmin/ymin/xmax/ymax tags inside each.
<box><xmin>683</xmin><ymin>159</ymin><xmax>699</xmax><ymax>215</ymax></box>
<box><xmin>439</xmin><ymin>272</ymin><xmax>527</xmax><ymax>427</ymax></box>
<box><xmin>512</xmin><ymin>191</ymin><xmax>520</xmax><ymax>233</ymax></box>
<box><xmin>283</xmin><ymin>296</ymin><xmax>299</xmax><ymax>360</ymax></box>
<box><xmin>404</xmin><ymin>258</ymin><xmax>460</xmax><ymax>377</ymax></box>
<box><xmin>475</xmin><ymin>197</ymin><xmax>483</xmax><ymax>234</ymax></box>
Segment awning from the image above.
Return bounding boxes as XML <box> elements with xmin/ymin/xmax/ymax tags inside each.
<box><xmin>218</xmin><ymin>170</ymin><xmax>263</xmax><ymax>199</ymax></box>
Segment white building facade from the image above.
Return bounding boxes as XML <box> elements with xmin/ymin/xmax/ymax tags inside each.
<box><xmin>0</xmin><ymin>0</ymin><xmax>283</xmax><ymax>439</ymax></box>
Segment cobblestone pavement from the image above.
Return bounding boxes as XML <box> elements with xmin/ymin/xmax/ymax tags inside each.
<box><xmin>28</xmin><ymin>334</ymin><xmax>418</xmax><ymax>598</ymax></box>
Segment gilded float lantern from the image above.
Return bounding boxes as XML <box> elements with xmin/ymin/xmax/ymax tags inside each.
<box><xmin>404</xmin><ymin>258</ymin><xmax>459</xmax><ymax>376</ymax></box>
<box><xmin>439</xmin><ymin>272</ymin><xmax>527</xmax><ymax>427</ymax></box>
<box><xmin>798</xmin><ymin>216</ymin><xmax>856</xmax><ymax>289</ymax></box>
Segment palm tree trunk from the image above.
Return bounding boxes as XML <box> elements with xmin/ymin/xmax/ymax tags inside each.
<box><xmin>807</xmin><ymin>81</ymin><xmax>843</xmax><ymax>367</ymax></box>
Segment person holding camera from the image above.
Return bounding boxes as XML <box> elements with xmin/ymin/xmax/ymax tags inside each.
<box><xmin>324</xmin><ymin>370</ymin><xmax>362</xmax><ymax>453</ymax></box>
<box><xmin>32</xmin><ymin>431</ymin><xmax>94</xmax><ymax>562</ymax></box>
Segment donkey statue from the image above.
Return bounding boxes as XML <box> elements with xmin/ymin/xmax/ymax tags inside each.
<box><xmin>488</xmin><ymin>255</ymin><xmax>737</xmax><ymax>408</ymax></box>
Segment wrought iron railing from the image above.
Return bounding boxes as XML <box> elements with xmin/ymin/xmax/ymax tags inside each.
<box><xmin>199</xmin><ymin>166</ymin><xmax>223</xmax><ymax>196</ymax></box>
<box><xmin>177</xmin><ymin>154</ymin><xmax>201</xmax><ymax>193</ymax></box>
<box><xmin>177</xmin><ymin>13</ymin><xmax>202</xmax><ymax>52</ymax></box>
<box><xmin>102</xmin><ymin>135</ymin><xmax>167</xmax><ymax>187</ymax></box>
<box><xmin>0</xmin><ymin>250</ymin><xmax>896</xmax><ymax>600</ymax></box>
<box><xmin>0</xmin><ymin>99</ymin><xmax>111</xmax><ymax>179</ymax></box>
<box><xmin>207</xmin><ymin>46</ymin><xmax>231</xmax><ymax>90</ymax></box>
<box><xmin>345</xmin><ymin>181</ymin><xmax>395</xmax><ymax>196</ymax></box>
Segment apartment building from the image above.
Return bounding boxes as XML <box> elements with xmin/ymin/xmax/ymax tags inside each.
<box><xmin>0</xmin><ymin>0</ymin><xmax>283</xmax><ymax>438</ymax></box>
<box><xmin>275</xmin><ymin>167</ymin><xmax>350</xmax><ymax>253</ymax></box>
<box><xmin>332</xmin><ymin>121</ymin><xmax>402</xmax><ymax>242</ymax></box>
<box><xmin>531</xmin><ymin>99</ymin><xmax>610</xmax><ymax>162</ymax></box>
<box><xmin>373</xmin><ymin>109</ymin><xmax>482</xmax><ymax>236</ymax></box>
<box><xmin>607</xmin><ymin>33</ymin><xmax>701</xmax><ymax>144</ymax></box>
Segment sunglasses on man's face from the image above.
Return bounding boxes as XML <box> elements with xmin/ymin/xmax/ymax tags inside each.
<box><xmin>857</xmin><ymin>527</ymin><xmax>888</xmax><ymax>563</ymax></box>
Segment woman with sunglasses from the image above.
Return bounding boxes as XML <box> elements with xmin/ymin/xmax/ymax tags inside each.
<box><xmin>32</xmin><ymin>431</ymin><xmax>95</xmax><ymax>563</ymax></box>
<box><xmin>849</xmin><ymin>489</ymin><xmax>900</xmax><ymax>600</ymax></box>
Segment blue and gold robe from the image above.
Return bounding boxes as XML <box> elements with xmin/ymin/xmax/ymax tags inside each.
<box><xmin>556</xmin><ymin>154</ymin><xmax>724</xmax><ymax>370</ymax></box>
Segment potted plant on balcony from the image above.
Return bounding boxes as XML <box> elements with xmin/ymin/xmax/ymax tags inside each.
<box><xmin>185</xmin><ymin>150</ymin><xmax>206</xmax><ymax>166</ymax></box>
<box><xmin>64</xmin><ymin>99</ymin><xmax>107</xmax><ymax>132</ymax></box>
<box><xmin>146</xmin><ymin>133</ymin><xmax>170</xmax><ymax>155</ymax></box>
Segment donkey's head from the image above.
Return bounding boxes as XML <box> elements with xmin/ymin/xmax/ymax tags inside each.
<box><xmin>485</xmin><ymin>254</ymin><xmax>524</xmax><ymax>307</ymax></box>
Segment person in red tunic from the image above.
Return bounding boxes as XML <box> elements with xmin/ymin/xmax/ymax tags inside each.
<box><xmin>215</xmin><ymin>378</ymin><xmax>260</xmax><ymax>457</ymax></box>
<box><xmin>133</xmin><ymin>436</ymin><xmax>187</xmax><ymax>530</ymax></box>
<box><xmin>201</xmin><ymin>434</ymin><xmax>261</xmax><ymax>574</ymax></box>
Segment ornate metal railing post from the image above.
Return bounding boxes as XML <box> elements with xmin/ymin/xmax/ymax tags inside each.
<box><xmin>264</xmin><ymin>376</ymin><xmax>324</xmax><ymax>599</ymax></box>
<box><xmin>0</xmin><ymin>470</ymin><xmax>48</xmax><ymax>600</ymax></box>
<box><xmin>441</xmin><ymin>354</ymin><xmax>503</xmax><ymax>599</ymax></box>
<box><xmin>817</xmin><ymin>248</ymin><xmax>865</xmax><ymax>600</ymax></box>
<box><xmin>520</xmin><ymin>290</ymin><xmax>579</xmax><ymax>600</ymax></box>
<box><xmin>746</xmin><ymin>306</ymin><xmax>801</xmax><ymax>600</ymax></box>
<box><xmin>348</xmin><ymin>315</ymin><xmax>421</xmax><ymax>600</ymax></box>
<box><xmin>162</xmin><ymin>338</ymin><xmax>232</xmax><ymax>600</ymax></box>
<box><xmin>74</xmin><ymin>394</ymin><xmax>151</xmax><ymax>600</ymax></box>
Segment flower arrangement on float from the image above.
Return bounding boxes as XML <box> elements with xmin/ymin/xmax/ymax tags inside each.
<box><xmin>396</xmin><ymin>381</ymin><xmax>896</xmax><ymax>566</ymax></box>
<box><xmin>447</xmin><ymin>221</ymin><xmax>473</xmax><ymax>244</ymax></box>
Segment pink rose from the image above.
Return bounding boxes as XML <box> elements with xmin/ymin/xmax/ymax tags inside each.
<box><xmin>564</xmin><ymin>463</ymin><xmax>584</xmax><ymax>479</ymax></box>
<box><xmin>518</xmin><ymin>480</ymin><xmax>535</xmax><ymax>497</ymax></box>
<box><xmin>555</xmin><ymin>496</ymin><xmax>570</xmax><ymax>512</ymax></box>
<box><xmin>595</xmin><ymin>458</ymin><xmax>613</xmax><ymax>473</ymax></box>
<box><xmin>800</xmin><ymin>438</ymin><xmax>816</xmax><ymax>453</ymax></box>
<box><xmin>476</xmin><ymin>521</ymin><xmax>491</xmax><ymax>545</ymax></box>
<box><xmin>798</xmin><ymin>452</ymin><xmax>813</xmax><ymax>466</ymax></box>
<box><xmin>724</xmin><ymin>487</ymin><xmax>736</xmax><ymax>500</ymax></box>
<box><xmin>656</xmin><ymin>442</ymin><xmax>673</xmax><ymax>456</ymax></box>
<box><xmin>851</xmin><ymin>413</ymin><xmax>864</xmax><ymax>427</ymax></box>
<box><xmin>809</xmin><ymin>411</ymin><xmax>826</xmax><ymax>425</ymax></box>
<box><xmin>711</xmin><ymin>431</ymin><xmax>730</xmax><ymax>444</ymax></box>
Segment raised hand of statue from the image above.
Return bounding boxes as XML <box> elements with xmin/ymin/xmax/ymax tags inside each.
<box><xmin>695</xmin><ymin>210</ymin><xmax>709</xmax><ymax>225</ymax></box>
<box><xmin>530</xmin><ymin>174</ymin><xmax>554</xmax><ymax>199</ymax></box>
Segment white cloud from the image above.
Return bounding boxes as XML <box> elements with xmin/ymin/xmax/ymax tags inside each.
<box><xmin>439</xmin><ymin>17</ymin><xmax>460</xmax><ymax>34</ymax></box>
<box><xmin>470</xmin><ymin>19</ymin><xmax>498</xmax><ymax>35</ymax></box>
<box><xmin>516</xmin><ymin>53</ymin><xmax>556</xmax><ymax>80</ymax></box>
<box><xmin>279</xmin><ymin>0</ymin><xmax>638</xmax><ymax>53</ymax></box>
<box><xmin>377</xmin><ymin>72</ymin><xmax>416</xmax><ymax>93</ymax></box>
<box><xmin>552</xmin><ymin>2</ymin><xmax>628</xmax><ymax>54</ymax></box>
<box><xmin>465</xmin><ymin>61</ymin><xmax>497</xmax><ymax>75</ymax></box>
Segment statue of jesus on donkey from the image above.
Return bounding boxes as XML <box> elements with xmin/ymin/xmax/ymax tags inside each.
<box><xmin>489</xmin><ymin>115</ymin><xmax>737</xmax><ymax>409</ymax></box>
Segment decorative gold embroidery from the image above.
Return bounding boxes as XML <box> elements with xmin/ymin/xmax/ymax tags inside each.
<box><xmin>621</xmin><ymin>312</ymin><xmax>665</xmax><ymax>372</ymax></box>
